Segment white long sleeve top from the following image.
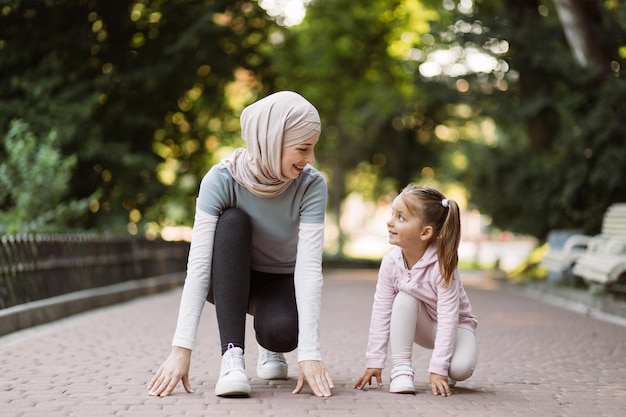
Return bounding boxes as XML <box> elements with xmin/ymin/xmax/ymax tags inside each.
<box><xmin>172</xmin><ymin>163</ymin><xmax>327</xmax><ymax>362</ymax></box>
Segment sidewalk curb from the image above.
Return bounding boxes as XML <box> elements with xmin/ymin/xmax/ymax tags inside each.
<box><xmin>0</xmin><ymin>272</ymin><xmax>184</xmax><ymax>337</ymax></box>
<box><xmin>511</xmin><ymin>281</ymin><xmax>626</xmax><ymax>327</ymax></box>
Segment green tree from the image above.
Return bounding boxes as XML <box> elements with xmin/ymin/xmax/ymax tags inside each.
<box><xmin>0</xmin><ymin>0</ymin><xmax>282</xmax><ymax>232</ymax></box>
<box><xmin>423</xmin><ymin>0</ymin><xmax>626</xmax><ymax>238</ymax></box>
<box><xmin>271</xmin><ymin>0</ymin><xmax>446</xmax><ymax>254</ymax></box>
<box><xmin>0</xmin><ymin>120</ymin><xmax>96</xmax><ymax>234</ymax></box>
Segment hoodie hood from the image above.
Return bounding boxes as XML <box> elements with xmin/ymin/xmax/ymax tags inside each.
<box><xmin>389</xmin><ymin>244</ymin><xmax>439</xmax><ymax>271</ymax></box>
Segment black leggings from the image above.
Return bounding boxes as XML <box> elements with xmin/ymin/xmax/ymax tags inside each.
<box><xmin>207</xmin><ymin>208</ymin><xmax>299</xmax><ymax>355</ymax></box>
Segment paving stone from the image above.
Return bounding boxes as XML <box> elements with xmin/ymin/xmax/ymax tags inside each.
<box><xmin>1</xmin><ymin>269</ymin><xmax>625</xmax><ymax>417</ymax></box>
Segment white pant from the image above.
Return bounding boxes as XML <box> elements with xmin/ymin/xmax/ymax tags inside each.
<box><xmin>390</xmin><ymin>291</ymin><xmax>477</xmax><ymax>381</ymax></box>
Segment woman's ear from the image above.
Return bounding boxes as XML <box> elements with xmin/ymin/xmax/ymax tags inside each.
<box><xmin>420</xmin><ymin>225</ymin><xmax>434</xmax><ymax>241</ymax></box>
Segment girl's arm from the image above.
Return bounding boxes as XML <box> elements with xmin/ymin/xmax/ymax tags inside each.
<box><xmin>428</xmin><ymin>271</ymin><xmax>461</xmax><ymax>376</ymax></box>
<box><xmin>364</xmin><ymin>256</ymin><xmax>396</xmax><ymax>369</ymax></box>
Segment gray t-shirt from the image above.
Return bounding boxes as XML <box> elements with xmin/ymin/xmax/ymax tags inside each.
<box><xmin>197</xmin><ymin>163</ymin><xmax>327</xmax><ymax>273</ymax></box>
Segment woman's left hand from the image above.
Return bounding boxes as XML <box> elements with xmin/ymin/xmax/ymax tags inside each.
<box><xmin>430</xmin><ymin>372</ymin><xmax>452</xmax><ymax>396</ymax></box>
<box><xmin>293</xmin><ymin>360</ymin><xmax>334</xmax><ymax>397</ymax></box>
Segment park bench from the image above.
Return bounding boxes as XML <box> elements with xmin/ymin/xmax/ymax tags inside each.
<box><xmin>573</xmin><ymin>235</ymin><xmax>626</xmax><ymax>293</ymax></box>
<box><xmin>570</xmin><ymin>203</ymin><xmax>626</xmax><ymax>292</ymax></box>
<box><xmin>541</xmin><ymin>203</ymin><xmax>626</xmax><ymax>283</ymax></box>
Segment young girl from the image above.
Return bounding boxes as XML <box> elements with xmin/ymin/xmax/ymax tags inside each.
<box><xmin>354</xmin><ymin>184</ymin><xmax>477</xmax><ymax>396</ymax></box>
<box><xmin>148</xmin><ymin>91</ymin><xmax>334</xmax><ymax>398</ymax></box>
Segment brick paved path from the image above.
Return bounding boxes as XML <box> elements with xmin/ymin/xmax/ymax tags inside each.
<box><xmin>1</xmin><ymin>269</ymin><xmax>625</xmax><ymax>417</ymax></box>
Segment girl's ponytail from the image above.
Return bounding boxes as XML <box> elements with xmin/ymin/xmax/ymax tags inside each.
<box><xmin>437</xmin><ymin>199</ymin><xmax>461</xmax><ymax>286</ymax></box>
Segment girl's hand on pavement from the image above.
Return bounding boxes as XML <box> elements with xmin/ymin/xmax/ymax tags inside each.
<box><xmin>430</xmin><ymin>372</ymin><xmax>452</xmax><ymax>397</ymax></box>
<box><xmin>354</xmin><ymin>368</ymin><xmax>383</xmax><ymax>390</ymax></box>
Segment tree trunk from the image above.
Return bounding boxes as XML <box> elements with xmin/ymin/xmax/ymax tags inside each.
<box><xmin>552</xmin><ymin>0</ymin><xmax>606</xmax><ymax>72</ymax></box>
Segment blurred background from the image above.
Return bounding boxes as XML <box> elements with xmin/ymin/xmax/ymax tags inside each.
<box><xmin>1</xmin><ymin>0</ymin><xmax>625</xmax><ymax>288</ymax></box>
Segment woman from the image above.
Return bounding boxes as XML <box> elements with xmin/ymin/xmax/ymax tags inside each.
<box><xmin>148</xmin><ymin>91</ymin><xmax>334</xmax><ymax>398</ymax></box>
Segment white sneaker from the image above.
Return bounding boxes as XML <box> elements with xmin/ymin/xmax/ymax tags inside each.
<box><xmin>256</xmin><ymin>344</ymin><xmax>288</xmax><ymax>380</ymax></box>
<box><xmin>389</xmin><ymin>363</ymin><xmax>415</xmax><ymax>394</ymax></box>
<box><xmin>215</xmin><ymin>343</ymin><xmax>251</xmax><ymax>397</ymax></box>
<box><xmin>448</xmin><ymin>377</ymin><xmax>457</xmax><ymax>387</ymax></box>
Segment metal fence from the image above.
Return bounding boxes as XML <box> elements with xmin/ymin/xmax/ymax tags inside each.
<box><xmin>0</xmin><ymin>234</ymin><xmax>189</xmax><ymax>309</ymax></box>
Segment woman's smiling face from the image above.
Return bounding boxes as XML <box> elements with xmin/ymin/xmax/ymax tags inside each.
<box><xmin>281</xmin><ymin>135</ymin><xmax>318</xmax><ymax>179</ymax></box>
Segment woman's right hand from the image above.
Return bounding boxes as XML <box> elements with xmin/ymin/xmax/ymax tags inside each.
<box><xmin>353</xmin><ymin>368</ymin><xmax>383</xmax><ymax>390</ymax></box>
<box><xmin>148</xmin><ymin>346</ymin><xmax>193</xmax><ymax>397</ymax></box>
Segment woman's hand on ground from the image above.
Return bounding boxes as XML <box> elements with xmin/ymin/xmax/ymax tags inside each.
<box><xmin>353</xmin><ymin>368</ymin><xmax>383</xmax><ymax>390</ymax></box>
<box><xmin>148</xmin><ymin>346</ymin><xmax>193</xmax><ymax>397</ymax></box>
<box><xmin>293</xmin><ymin>360</ymin><xmax>334</xmax><ymax>397</ymax></box>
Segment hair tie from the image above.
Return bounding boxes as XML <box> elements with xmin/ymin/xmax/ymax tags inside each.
<box><xmin>441</xmin><ymin>198</ymin><xmax>449</xmax><ymax>208</ymax></box>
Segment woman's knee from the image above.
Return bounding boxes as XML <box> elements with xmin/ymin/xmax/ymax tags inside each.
<box><xmin>215</xmin><ymin>208</ymin><xmax>251</xmax><ymax>242</ymax></box>
<box><xmin>212</xmin><ymin>208</ymin><xmax>251</xmax><ymax>268</ymax></box>
<box><xmin>210</xmin><ymin>208</ymin><xmax>252</xmax><ymax>303</ymax></box>
<box><xmin>255</xmin><ymin>315</ymin><xmax>298</xmax><ymax>352</ymax></box>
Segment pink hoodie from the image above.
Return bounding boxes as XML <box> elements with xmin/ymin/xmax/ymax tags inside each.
<box><xmin>364</xmin><ymin>244</ymin><xmax>478</xmax><ymax>376</ymax></box>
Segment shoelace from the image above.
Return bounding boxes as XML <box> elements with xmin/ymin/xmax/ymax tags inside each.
<box><xmin>222</xmin><ymin>343</ymin><xmax>245</xmax><ymax>374</ymax></box>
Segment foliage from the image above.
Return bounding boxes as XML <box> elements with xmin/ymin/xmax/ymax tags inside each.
<box><xmin>270</xmin><ymin>0</ymin><xmax>449</xmax><ymax>252</ymax></box>
<box><xmin>423</xmin><ymin>0</ymin><xmax>626</xmax><ymax>239</ymax></box>
<box><xmin>0</xmin><ymin>120</ymin><xmax>96</xmax><ymax>234</ymax></box>
<box><xmin>1</xmin><ymin>0</ymin><xmax>625</xmax><ymax>246</ymax></box>
<box><xmin>0</xmin><ymin>0</ymin><xmax>282</xmax><ymax>233</ymax></box>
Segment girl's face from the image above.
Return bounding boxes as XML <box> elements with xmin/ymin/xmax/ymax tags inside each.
<box><xmin>387</xmin><ymin>195</ymin><xmax>429</xmax><ymax>249</ymax></box>
<box><xmin>281</xmin><ymin>136</ymin><xmax>318</xmax><ymax>179</ymax></box>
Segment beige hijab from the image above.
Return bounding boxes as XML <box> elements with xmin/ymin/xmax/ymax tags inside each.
<box><xmin>222</xmin><ymin>91</ymin><xmax>321</xmax><ymax>198</ymax></box>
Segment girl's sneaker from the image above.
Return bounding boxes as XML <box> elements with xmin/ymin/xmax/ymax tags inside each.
<box><xmin>257</xmin><ymin>344</ymin><xmax>288</xmax><ymax>380</ymax></box>
<box><xmin>215</xmin><ymin>344</ymin><xmax>251</xmax><ymax>397</ymax></box>
<box><xmin>389</xmin><ymin>363</ymin><xmax>415</xmax><ymax>394</ymax></box>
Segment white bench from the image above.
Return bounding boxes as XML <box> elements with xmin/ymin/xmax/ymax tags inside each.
<box><xmin>573</xmin><ymin>236</ymin><xmax>626</xmax><ymax>291</ymax></box>
<box><xmin>569</xmin><ymin>203</ymin><xmax>626</xmax><ymax>291</ymax></box>
<box><xmin>541</xmin><ymin>203</ymin><xmax>626</xmax><ymax>282</ymax></box>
